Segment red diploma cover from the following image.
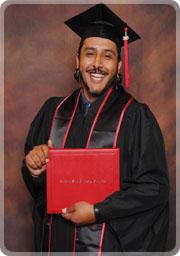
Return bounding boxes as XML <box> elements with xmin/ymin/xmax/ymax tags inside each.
<box><xmin>46</xmin><ymin>148</ymin><xmax>120</xmax><ymax>213</ymax></box>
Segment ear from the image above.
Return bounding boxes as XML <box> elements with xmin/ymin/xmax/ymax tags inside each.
<box><xmin>117</xmin><ymin>60</ymin><xmax>122</xmax><ymax>74</ymax></box>
<box><xmin>76</xmin><ymin>54</ymin><xmax>79</xmax><ymax>69</ymax></box>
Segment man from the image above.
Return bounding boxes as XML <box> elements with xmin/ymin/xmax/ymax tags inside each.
<box><xmin>22</xmin><ymin>4</ymin><xmax>169</xmax><ymax>253</ymax></box>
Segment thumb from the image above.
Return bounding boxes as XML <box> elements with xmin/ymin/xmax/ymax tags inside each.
<box><xmin>63</xmin><ymin>205</ymin><xmax>76</xmax><ymax>214</ymax></box>
<box><xmin>48</xmin><ymin>139</ymin><xmax>54</xmax><ymax>149</ymax></box>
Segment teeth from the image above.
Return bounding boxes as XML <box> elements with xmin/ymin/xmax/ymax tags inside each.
<box><xmin>91</xmin><ymin>73</ymin><xmax>104</xmax><ymax>78</ymax></box>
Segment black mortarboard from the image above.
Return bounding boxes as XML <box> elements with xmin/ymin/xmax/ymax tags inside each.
<box><xmin>65</xmin><ymin>4</ymin><xmax>141</xmax><ymax>87</ymax></box>
<box><xmin>64</xmin><ymin>4</ymin><xmax>140</xmax><ymax>48</ymax></box>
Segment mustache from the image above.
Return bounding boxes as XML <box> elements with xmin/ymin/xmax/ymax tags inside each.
<box><xmin>86</xmin><ymin>67</ymin><xmax>108</xmax><ymax>76</ymax></box>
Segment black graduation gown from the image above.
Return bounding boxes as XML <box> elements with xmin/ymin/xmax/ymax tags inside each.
<box><xmin>22</xmin><ymin>86</ymin><xmax>169</xmax><ymax>252</ymax></box>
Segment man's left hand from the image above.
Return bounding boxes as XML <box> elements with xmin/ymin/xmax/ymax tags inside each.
<box><xmin>61</xmin><ymin>201</ymin><xmax>95</xmax><ymax>225</ymax></box>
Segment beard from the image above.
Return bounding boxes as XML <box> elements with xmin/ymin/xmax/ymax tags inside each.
<box><xmin>79</xmin><ymin>70</ymin><xmax>117</xmax><ymax>98</ymax></box>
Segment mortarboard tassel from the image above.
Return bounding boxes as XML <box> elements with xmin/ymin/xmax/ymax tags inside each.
<box><xmin>123</xmin><ymin>27</ymin><xmax>129</xmax><ymax>88</ymax></box>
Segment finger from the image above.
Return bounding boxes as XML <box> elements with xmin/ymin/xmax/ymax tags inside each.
<box><xmin>62</xmin><ymin>208</ymin><xmax>67</xmax><ymax>214</ymax></box>
<box><xmin>39</xmin><ymin>145</ymin><xmax>49</xmax><ymax>161</ymax></box>
<box><xmin>66</xmin><ymin>206</ymin><xmax>76</xmax><ymax>214</ymax></box>
<box><xmin>33</xmin><ymin>144</ymin><xmax>48</xmax><ymax>158</ymax></box>
<box><xmin>31</xmin><ymin>167</ymin><xmax>46</xmax><ymax>176</ymax></box>
<box><xmin>26</xmin><ymin>162</ymin><xmax>46</xmax><ymax>176</ymax></box>
<box><xmin>30</xmin><ymin>153</ymin><xmax>45</xmax><ymax>168</ymax></box>
<box><xmin>48</xmin><ymin>139</ymin><xmax>54</xmax><ymax>149</ymax></box>
<box><xmin>34</xmin><ymin>147</ymin><xmax>47</xmax><ymax>165</ymax></box>
<box><xmin>26</xmin><ymin>154</ymin><xmax>39</xmax><ymax>169</ymax></box>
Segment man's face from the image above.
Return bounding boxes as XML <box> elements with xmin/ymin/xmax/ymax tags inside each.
<box><xmin>76</xmin><ymin>37</ymin><xmax>122</xmax><ymax>101</ymax></box>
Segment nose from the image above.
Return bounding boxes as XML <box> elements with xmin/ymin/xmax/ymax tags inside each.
<box><xmin>94</xmin><ymin>54</ymin><xmax>103</xmax><ymax>69</ymax></box>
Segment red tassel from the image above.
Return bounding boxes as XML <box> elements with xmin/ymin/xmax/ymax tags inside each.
<box><xmin>123</xmin><ymin>27</ymin><xmax>129</xmax><ymax>88</ymax></box>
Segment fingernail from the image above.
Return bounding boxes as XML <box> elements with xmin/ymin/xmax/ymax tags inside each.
<box><xmin>45</xmin><ymin>159</ymin><xmax>49</xmax><ymax>163</ymax></box>
<box><xmin>62</xmin><ymin>208</ymin><xmax>67</xmax><ymax>214</ymax></box>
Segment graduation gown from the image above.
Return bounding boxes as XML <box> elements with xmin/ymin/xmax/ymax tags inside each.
<box><xmin>22</xmin><ymin>85</ymin><xmax>169</xmax><ymax>252</ymax></box>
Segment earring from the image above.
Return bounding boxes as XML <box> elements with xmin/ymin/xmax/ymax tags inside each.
<box><xmin>74</xmin><ymin>68</ymin><xmax>80</xmax><ymax>81</ymax></box>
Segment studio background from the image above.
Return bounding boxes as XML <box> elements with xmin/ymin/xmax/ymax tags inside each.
<box><xmin>4</xmin><ymin>3</ymin><xmax>176</xmax><ymax>253</ymax></box>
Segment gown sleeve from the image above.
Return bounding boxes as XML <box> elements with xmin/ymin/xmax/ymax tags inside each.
<box><xmin>94</xmin><ymin>102</ymin><xmax>170</xmax><ymax>221</ymax></box>
<box><xmin>21</xmin><ymin>97</ymin><xmax>62</xmax><ymax>200</ymax></box>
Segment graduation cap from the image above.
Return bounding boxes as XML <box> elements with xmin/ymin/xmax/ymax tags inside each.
<box><xmin>65</xmin><ymin>4</ymin><xmax>141</xmax><ymax>88</ymax></box>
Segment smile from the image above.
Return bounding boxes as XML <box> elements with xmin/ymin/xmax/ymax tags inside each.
<box><xmin>89</xmin><ymin>73</ymin><xmax>106</xmax><ymax>83</ymax></box>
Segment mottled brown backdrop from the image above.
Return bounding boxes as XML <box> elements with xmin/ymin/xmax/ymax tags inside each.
<box><xmin>4</xmin><ymin>3</ymin><xmax>176</xmax><ymax>253</ymax></box>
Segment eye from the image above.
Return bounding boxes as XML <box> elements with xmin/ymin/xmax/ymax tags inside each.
<box><xmin>86</xmin><ymin>52</ymin><xmax>95</xmax><ymax>57</ymax></box>
<box><xmin>105</xmin><ymin>54</ymin><xmax>112</xmax><ymax>59</ymax></box>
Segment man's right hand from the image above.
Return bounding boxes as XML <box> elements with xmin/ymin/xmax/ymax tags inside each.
<box><xmin>25</xmin><ymin>139</ymin><xmax>53</xmax><ymax>177</ymax></box>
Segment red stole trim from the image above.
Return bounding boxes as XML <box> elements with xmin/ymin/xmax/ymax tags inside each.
<box><xmin>113</xmin><ymin>98</ymin><xmax>134</xmax><ymax>148</ymax></box>
<box><xmin>48</xmin><ymin>215</ymin><xmax>53</xmax><ymax>256</ymax></box>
